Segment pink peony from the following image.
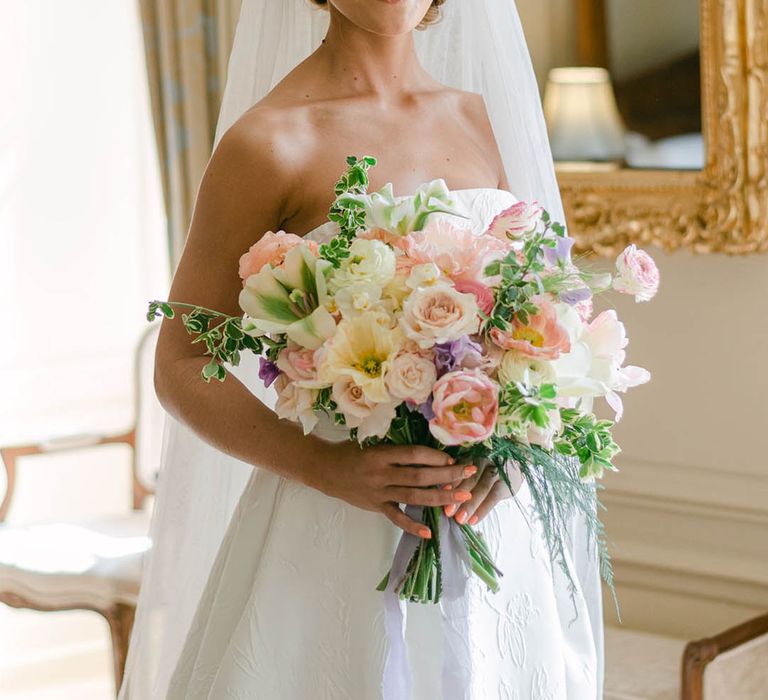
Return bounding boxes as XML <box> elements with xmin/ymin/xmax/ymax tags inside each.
<box><xmin>486</xmin><ymin>201</ymin><xmax>544</xmax><ymax>243</ymax></box>
<box><xmin>490</xmin><ymin>295</ymin><xmax>571</xmax><ymax>360</ymax></box>
<box><xmin>429</xmin><ymin>370</ymin><xmax>499</xmax><ymax>446</ymax></box>
<box><xmin>238</xmin><ymin>231</ymin><xmax>318</xmax><ymax>281</ymax></box>
<box><xmin>402</xmin><ymin>219</ymin><xmax>507</xmax><ymax>283</ymax></box>
<box><xmin>454</xmin><ymin>279</ymin><xmax>495</xmax><ymax>315</ymax></box>
<box><xmin>612</xmin><ymin>244</ymin><xmax>659</xmax><ymax>302</ymax></box>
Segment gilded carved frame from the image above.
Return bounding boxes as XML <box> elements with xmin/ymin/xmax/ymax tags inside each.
<box><xmin>561</xmin><ymin>0</ymin><xmax>768</xmax><ymax>255</ymax></box>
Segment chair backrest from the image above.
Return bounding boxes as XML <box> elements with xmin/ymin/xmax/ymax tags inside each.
<box><xmin>703</xmin><ymin>630</ymin><xmax>768</xmax><ymax>699</ymax></box>
<box><xmin>132</xmin><ymin>324</ymin><xmax>164</xmax><ymax>503</ymax></box>
<box><xmin>683</xmin><ymin>613</ymin><xmax>768</xmax><ymax>700</ymax></box>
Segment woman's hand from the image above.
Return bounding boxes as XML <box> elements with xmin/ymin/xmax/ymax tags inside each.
<box><xmin>443</xmin><ymin>461</ymin><xmax>520</xmax><ymax>526</ymax></box>
<box><xmin>312</xmin><ymin>440</ymin><xmax>478</xmax><ymax>539</ymax></box>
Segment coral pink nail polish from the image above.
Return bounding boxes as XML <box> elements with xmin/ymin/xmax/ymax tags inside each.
<box><xmin>444</xmin><ymin>504</ymin><xmax>458</xmax><ymax>517</ymax></box>
<box><xmin>455</xmin><ymin>511</ymin><xmax>469</xmax><ymax>524</ymax></box>
<box><xmin>463</xmin><ymin>465</ymin><xmax>478</xmax><ymax>478</ymax></box>
<box><xmin>419</xmin><ymin>527</ymin><xmax>432</xmax><ymax>539</ymax></box>
<box><xmin>442</xmin><ymin>484</ymin><xmax>453</xmax><ymax>491</ymax></box>
<box><xmin>454</xmin><ymin>490</ymin><xmax>472</xmax><ymax>503</ymax></box>
<box><xmin>469</xmin><ymin>515</ymin><xmax>479</xmax><ymax>526</ymax></box>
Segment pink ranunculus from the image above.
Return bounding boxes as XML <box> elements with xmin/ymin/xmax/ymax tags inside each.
<box><xmin>486</xmin><ymin>201</ymin><xmax>544</xmax><ymax>243</ymax></box>
<box><xmin>402</xmin><ymin>219</ymin><xmax>508</xmax><ymax>283</ymax></box>
<box><xmin>454</xmin><ymin>279</ymin><xmax>495</xmax><ymax>315</ymax></box>
<box><xmin>238</xmin><ymin>231</ymin><xmax>318</xmax><ymax>281</ymax></box>
<box><xmin>612</xmin><ymin>244</ymin><xmax>660</xmax><ymax>302</ymax></box>
<box><xmin>490</xmin><ymin>295</ymin><xmax>571</xmax><ymax>360</ymax></box>
<box><xmin>429</xmin><ymin>370</ymin><xmax>499</xmax><ymax>446</ymax></box>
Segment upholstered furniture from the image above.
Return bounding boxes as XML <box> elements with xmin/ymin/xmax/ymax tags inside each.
<box><xmin>0</xmin><ymin>325</ymin><xmax>160</xmax><ymax>694</ymax></box>
<box><xmin>605</xmin><ymin>613</ymin><xmax>768</xmax><ymax>699</ymax></box>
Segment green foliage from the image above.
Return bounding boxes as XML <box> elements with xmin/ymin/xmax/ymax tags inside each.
<box><xmin>497</xmin><ymin>382</ymin><xmax>559</xmax><ymax>438</ymax></box>
<box><xmin>481</xmin><ymin>436</ymin><xmax>617</xmax><ymax>614</ymax></box>
<box><xmin>482</xmin><ymin>208</ymin><xmax>570</xmax><ymax>332</ymax></box>
<box><xmin>319</xmin><ymin>155</ymin><xmax>377</xmax><ymax>267</ymax></box>
<box><xmin>146</xmin><ymin>300</ymin><xmax>265</xmax><ymax>383</ymax></box>
<box><xmin>556</xmin><ymin>408</ymin><xmax>621</xmax><ymax>480</ymax></box>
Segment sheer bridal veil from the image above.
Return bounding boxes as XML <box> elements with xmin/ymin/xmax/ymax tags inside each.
<box><xmin>119</xmin><ymin>1</ymin><xmax>601</xmax><ymax>697</ymax></box>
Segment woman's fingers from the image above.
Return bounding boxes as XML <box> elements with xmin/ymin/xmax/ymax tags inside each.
<box><xmin>454</xmin><ymin>469</ymin><xmax>499</xmax><ymax>524</ymax></box>
<box><xmin>381</xmin><ymin>502</ymin><xmax>432</xmax><ymax>539</ymax></box>
<box><xmin>465</xmin><ymin>481</ymin><xmax>510</xmax><ymax>525</ymax></box>
<box><xmin>386</xmin><ymin>486</ymin><xmax>472</xmax><ymax>508</ymax></box>
<box><xmin>388</xmin><ymin>464</ymin><xmax>477</xmax><ymax>488</ymax></box>
<box><xmin>385</xmin><ymin>445</ymin><xmax>454</xmax><ymax>467</ymax></box>
<box><xmin>443</xmin><ymin>466</ymin><xmax>483</xmax><ymax>517</ymax></box>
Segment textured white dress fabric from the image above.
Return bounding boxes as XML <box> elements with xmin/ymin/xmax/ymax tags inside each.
<box><xmin>165</xmin><ymin>189</ymin><xmax>601</xmax><ymax>700</ymax></box>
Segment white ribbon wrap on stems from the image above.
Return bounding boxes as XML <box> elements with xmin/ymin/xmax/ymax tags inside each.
<box><xmin>382</xmin><ymin>506</ymin><xmax>478</xmax><ymax>700</ymax></box>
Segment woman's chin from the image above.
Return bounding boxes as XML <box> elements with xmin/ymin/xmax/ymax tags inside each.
<box><xmin>332</xmin><ymin>0</ymin><xmax>433</xmax><ymax>36</ymax></box>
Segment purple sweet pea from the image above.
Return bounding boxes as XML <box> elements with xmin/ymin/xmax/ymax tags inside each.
<box><xmin>258</xmin><ymin>357</ymin><xmax>280</xmax><ymax>387</ymax></box>
<box><xmin>544</xmin><ymin>236</ymin><xmax>575</xmax><ymax>267</ymax></box>
<box><xmin>433</xmin><ymin>336</ymin><xmax>484</xmax><ymax>375</ymax></box>
<box><xmin>559</xmin><ymin>287</ymin><xmax>593</xmax><ymax>305</ymax></box>
<box><xmin>417</xmin><ymin>397</ymin><xmax>436</xmax><ymax>422</ymax></box>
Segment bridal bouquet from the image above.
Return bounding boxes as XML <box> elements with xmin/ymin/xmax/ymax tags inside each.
<box><xmin>148</xmin><ymin>156</ymin><xmax>658</xmax><ymax>606</ymax></box>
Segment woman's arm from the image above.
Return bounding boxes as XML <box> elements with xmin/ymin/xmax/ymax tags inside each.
<box><xmin>153</xmin><ymin>114</ymin><xmax>473</xmax><ymax>537</ymax></box>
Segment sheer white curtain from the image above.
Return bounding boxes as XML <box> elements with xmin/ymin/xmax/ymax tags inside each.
<box><xmin>0</xmin><ymin>0</ymin><xmax>169</xmax><ymax>446</ymax></box>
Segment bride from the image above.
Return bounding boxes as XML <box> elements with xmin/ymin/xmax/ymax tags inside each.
<box><xmin>120</xmin><ymin>1</ymin><xmax>604</xmax><ymax>698</ymax></box>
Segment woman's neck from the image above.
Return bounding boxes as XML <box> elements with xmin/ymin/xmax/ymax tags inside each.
<box><xmin>314</xmin><ymin>10</ymin><xmax>434</xmax><ymax>101</ymax></box>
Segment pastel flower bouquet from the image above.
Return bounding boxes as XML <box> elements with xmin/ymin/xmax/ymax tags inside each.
<box><xmin>148</xmin><ymin>156</ymin><xmax>658</xmax><ymax>606</ymax></box>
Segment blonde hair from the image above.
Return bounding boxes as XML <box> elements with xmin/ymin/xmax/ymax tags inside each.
<box><xmin>310</xmin><ymin>0</ymin><xmax>446</xmax><ymax>30</ymax></box>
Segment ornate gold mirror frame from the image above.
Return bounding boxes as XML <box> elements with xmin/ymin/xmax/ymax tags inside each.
<box><xmin>560</xmin><ymin>0</ymin><xmax>768</xmax><ymax>255</ymax></box>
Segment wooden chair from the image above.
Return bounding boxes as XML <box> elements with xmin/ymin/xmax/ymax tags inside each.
<box><xmin>0</xmin><ymin>325</ymin><xmax>161</xmax><ymax>694</ymax></box>
<box><xmin>605</xmin><ymin>613</ymin><xmax>768</xmax><ymax>699</ymax></box>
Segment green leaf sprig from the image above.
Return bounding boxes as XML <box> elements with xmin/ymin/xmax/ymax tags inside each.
<box><xmin>147</xmin><ymin>301</ymin><xmax>266</xmax><ymax>382</ymax></box>
<box><xmin>319</xmin><ymin>155</ymin><xmax>377</xmax><ymax>267</ymax></box>
<box><xmin>556</xmin><ymin>408</ymin><xmax>621</xmax><ymax>480</ymax></box>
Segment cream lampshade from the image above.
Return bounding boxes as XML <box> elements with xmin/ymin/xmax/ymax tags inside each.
<box><xmin>543</xmin><ymin>66</ymin><xmax>627</xmax><ymax>162</ymax></box>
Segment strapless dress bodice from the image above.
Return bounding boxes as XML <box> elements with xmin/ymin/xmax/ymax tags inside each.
<box><xmin>303</xmin><ymin>187</ymin><xmax>518</xmax><ymax>244</ymax></box>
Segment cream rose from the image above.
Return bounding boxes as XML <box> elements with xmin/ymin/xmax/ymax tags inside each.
<box><xmin>332</xmin><ymin>377</ymin><xmax>397</xmax><ymax>441</ymax></box>
<box><xmin>386</xmin><ymin>351</ymin><xmax>437</xmax><ymax>404</ymax></box>
<box><xmin>400</xmin><ymin>284</ymin><xmax>480</xmax><ymax>349</ymax></box>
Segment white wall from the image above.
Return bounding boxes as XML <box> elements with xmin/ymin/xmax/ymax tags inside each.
<box><xmin>604</xmin><ymin>248</ymin><xmax>768</xmax><ymax>637</ymax></box>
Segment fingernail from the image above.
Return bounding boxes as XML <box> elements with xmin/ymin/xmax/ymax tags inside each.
<box><xmin>469</xmin><ymin>515</ymin><xmax>479</xmax><ymax>526</ymax></box>
<box><xmin>463</xmin><ymin>465</ymin><xmax>478</xmax><ymax>478</ymax></box>
<box><xmin>455</xmin><ymin>511</ymin><xmax>469</xmax><ymax>524</ymax></box>
<box><xmin>448</xmin><ymin>457</ymin><xmax>455</xmax><ymax>465</ymax></box>
<box><xmin>454</xmin><ymin>490</ymin><xmax>472</xmax><ymax>503</ymax></box>
<box><xmin>444</xmin><ymin>504</ymin><xmax>458</xmax><ymax>517</ymax></box>
<box><xmin>442</xmin><ymin>484</ymin><xmax>453</xmax><ymax>491</ymax></box>
<box><xmin>418</xmin><ymin>527</ymin><xmax>432</xmax><ymax>539</ymax></box>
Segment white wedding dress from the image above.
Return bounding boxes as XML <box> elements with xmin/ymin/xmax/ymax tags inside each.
<box><xmin>165</xmin><ymin>188</ymin><xmax>602</xmax><ymax>700</ymax></box>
